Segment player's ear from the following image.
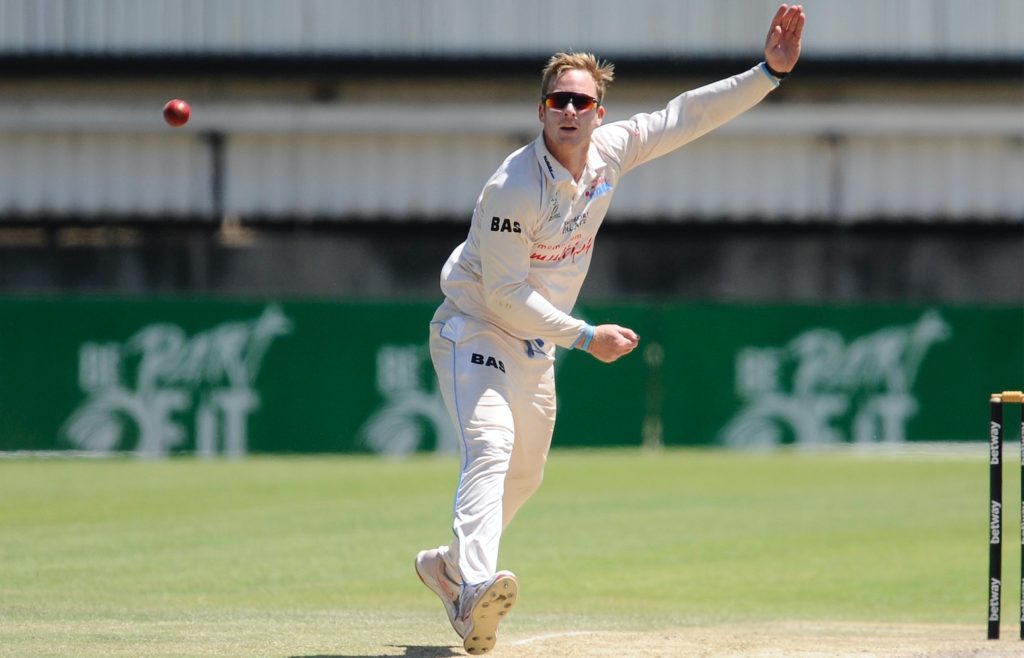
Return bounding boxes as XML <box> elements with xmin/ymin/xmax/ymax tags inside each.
<box><xmin>538</xmin><ymin>101</ymin><xmax>546</xmax><ymax>123</ymax></box>
<box><xmin>596</xmin><ymin>104</ymin><xmax>606</xmax><ymax>124</ymax></box>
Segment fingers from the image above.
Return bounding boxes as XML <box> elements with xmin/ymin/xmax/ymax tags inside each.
<box><xmin>779</xmin><ymin>4</ymin><xmax>805</xmax><ymax>37</ymax></box>
<box><xmin>770</xmin><ymin>4</ymin><xmax>803</xmax><ymax>34</ymax></box>
<box><xmin>618</xmin><ymin>326</ymin><xmax>640</xmax><ymax>345</ymax></box>
<box><xmin>608</xmin><ymin>326</ymin><xmax>638</xmax><ymax>353</ymax></box>
<box><xmin>767</xmin><ymin>4</ymin><xmax>802</xmax><ymax>51</ymax></box>
<box><xmin>610</xmin><ymin>326</ymin><xmax>639</xmax><ymax>360</ymax></box>
<box><xmin>589</xmin><ymin>324</ymin><xmax>640</xmax><ymax>363</ymax></box>
<box><xmin>791</xmin><ymin>8</ymin><xmax>805</xmax><ymax>40</ymax></box>
<box><xmin>770</xmin><ymin>4</ymin><xmax>787</xmax><ymax>30</ymax></box>
<box><xmin>765</xmin><ymin>4</ymin><xmax>804</xmax><ymax>70</ymax></box>
<box><xmin>780</xmin><ymin>5</ymin><xmax>798</xmax><ymax>31</ymax></box>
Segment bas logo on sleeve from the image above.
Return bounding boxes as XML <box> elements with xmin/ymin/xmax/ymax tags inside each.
<box><xmin>490</xmin><ymin>217</ymin><xmax>521</xmax><ymax>233</ymax></box>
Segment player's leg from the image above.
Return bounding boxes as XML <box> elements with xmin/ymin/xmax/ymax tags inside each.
<box><xmin>428</xmin><ymin>318</ymin><xmax>522</xmax><ymax>653</ymax></box>
<box><xmin>456</xmin><ymin>340</ymin><xmax>550</xmax><ymax>654</ymax></box>
<box><xmin>416</xmin><ymin>323</ymin><xmax>467</xmax><ymax>626</ymax></box>
<box><xmin>428</xmin><ymin>318</ymin><xmax>517</xmax><ymax>586</ymax></box>
<box><xmin>502</xmin><ymin>358</ymin><xmax>556</xmax><ymax>529</ymax></box>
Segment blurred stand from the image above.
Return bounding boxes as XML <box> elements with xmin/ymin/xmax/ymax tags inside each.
<box><xmin>0</xmin><ymin>221</ymin><xmax>1021</xmax><ymax>303</ymax></box>
<box><xmin>0</xmin><ymin>0</ymin><xmax>1021</xmax><ymax>303</ymax></box>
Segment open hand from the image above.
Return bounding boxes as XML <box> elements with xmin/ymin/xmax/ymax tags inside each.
<box><xmin>764</xmin><ymin>4</ymin><xmax>805</xmax><ymax>74</ymax></box>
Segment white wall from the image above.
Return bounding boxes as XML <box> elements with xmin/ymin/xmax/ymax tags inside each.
<box><xmin>1</xmin><ymin>101</ymin><xmax>1020</xmax><ymax>223</ymax></box>
<box><xmin>2</xmin><ymin>0</ymin><xmax>1022</xmax><ymax>58</ymax></box>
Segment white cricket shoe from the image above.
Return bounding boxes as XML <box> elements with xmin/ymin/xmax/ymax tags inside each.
<box><xmin>414</xmin><ymin>547</ymin><xmax>461</xmax><ymax>633</ymax></box>
<box><xmin>456</xmin><ymin>570</ymin><xmax>518</xmax><ymax>655</ymax></box>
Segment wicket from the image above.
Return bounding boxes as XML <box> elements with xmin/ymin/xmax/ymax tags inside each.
<box><xmin>988</xmin><ymin>390</ymin><xmax>1024</xmax><ymax>640</ymax></box>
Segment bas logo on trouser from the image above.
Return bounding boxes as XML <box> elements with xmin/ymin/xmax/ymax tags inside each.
<box><xmin>470</xmin><ymin>353</ymin><xmax>505</xmax><ymax>373</ymax></box>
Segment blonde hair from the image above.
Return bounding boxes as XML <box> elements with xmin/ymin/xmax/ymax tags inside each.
<box><xmin>540</xmin><ymin>52</ymin><xmax>615</xmax><ymax>102</ymax></box>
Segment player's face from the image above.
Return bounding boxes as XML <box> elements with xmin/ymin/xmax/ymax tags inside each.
<box><xmin>538</xmin><ymin>69</ymin><xmax>605</xmax><ymax>152</ymax></box>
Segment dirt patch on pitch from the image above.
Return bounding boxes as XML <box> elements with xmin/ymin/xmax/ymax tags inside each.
<box><xmin>496</xmin><ymin>622</ymin><xmax>1018</xmax><ymax>657</ymax></box>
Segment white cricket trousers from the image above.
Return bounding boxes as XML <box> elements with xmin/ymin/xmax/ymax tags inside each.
<box><xmin>429</xmin><ymin>314</ymin><xmax>556</xmax><ymax>586</ymax></box>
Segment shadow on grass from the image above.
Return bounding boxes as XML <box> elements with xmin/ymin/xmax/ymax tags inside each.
<box><xmin>290</xmin><ymin>646</ymin><xmax>461</xmax><ymax>658</ymax></box>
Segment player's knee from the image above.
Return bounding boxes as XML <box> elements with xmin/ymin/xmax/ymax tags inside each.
<box><xmin>507</xmin><ymin>468</ymin><xmax>545</xmax><ymax>497</ymax></box>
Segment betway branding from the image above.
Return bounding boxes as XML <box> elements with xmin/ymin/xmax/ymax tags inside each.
<box><xmin>990</xmin><ymin>577</ymin><xmax>1001</xmax><ymax>621</ymax></box>
<box><xmin>991</xmin><ymin>500</ymin><xmax>1002</xmax><ymax>544</ymax></box>
<box><xmin>991</xmin><ymin>420</ymin><xmax>1002</xmax><ymax>465</ymax></box>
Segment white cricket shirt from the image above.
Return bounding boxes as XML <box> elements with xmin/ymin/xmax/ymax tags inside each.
<box><xmin>435</xmin><ymin>64</ymin><xmax>779</xmax><ymax>350</ymax></box>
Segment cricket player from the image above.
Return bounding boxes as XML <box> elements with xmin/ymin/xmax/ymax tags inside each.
<box><xmin>416</xmin><ymin>5</ymin><xmax>805</xmax><ymax>654</ymax></box>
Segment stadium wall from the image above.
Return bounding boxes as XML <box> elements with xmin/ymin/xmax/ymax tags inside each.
<box><xmin>3</xmin><ymin>0</ymin><xmax>1022</xmax><ymax>59</ymax></box>
<box><xmin>1</xmin><ymin>85</ymin><xmax>1021</xmax><ymax>223</ymax></box>
<box><xmin>1</xmin><ymin>222</ymin><xmax>1023</xmax><ymax>304</ymax></box>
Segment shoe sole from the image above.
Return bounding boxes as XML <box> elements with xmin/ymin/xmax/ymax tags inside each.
<box><xmin>463</xmin><ymin>573</ymin><xmax>517</xmax><ymax>655</ymax></box>
<box><xmin>414</xmin><ymin>552</ymin><xmax>459</xmax><ymax>634</ymax></box>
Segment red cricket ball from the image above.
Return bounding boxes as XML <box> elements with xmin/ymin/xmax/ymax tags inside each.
<box><xmin>163</xmin><ymin>99</ymin><xmax>191</xmax><ymax>127</ymax></box>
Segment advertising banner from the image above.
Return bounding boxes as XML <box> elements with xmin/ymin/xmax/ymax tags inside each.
<box><xmin>0</xmin><ymin>297</ymin><xmax>1019</xmax><ymax>455</ymax></box>
<box><xmin>0</xmin><ymin>298</ymin><xmax>441</xmax><ymax>456</ymax></box>
<box><xmin>649</xmin><ymin>304</ymin><xmax>1024</xmax><ymax>447</ymax></box>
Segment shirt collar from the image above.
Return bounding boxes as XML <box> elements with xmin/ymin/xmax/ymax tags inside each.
<box><xmin>534</xmin><ymin>134</ymin><xmax>607</xmax><ymax>185</ymax></box>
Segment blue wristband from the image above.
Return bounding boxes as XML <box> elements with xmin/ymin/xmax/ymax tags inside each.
<box><xmin>759</xmin><ymin>61</ymin><xmax>785</xmax><ymax>86</ymax></box>
<box><xmin>576</xmin><ymin>324</ymin><xmax>596</xmax><ymax>352</ymax></box>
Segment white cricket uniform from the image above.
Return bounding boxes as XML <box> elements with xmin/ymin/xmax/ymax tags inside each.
<box><xmin>430</xmin><ymin>64</ymin><xmax>779</xmax><ymax>586</ymax></box>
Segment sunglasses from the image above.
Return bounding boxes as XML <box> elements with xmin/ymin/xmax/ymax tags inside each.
<box><xmin>543</xmin><ymin>91</ymin><xmax>601</xmax><ymax>112</ymax></box>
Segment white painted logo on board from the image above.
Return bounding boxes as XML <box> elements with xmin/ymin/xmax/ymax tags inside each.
<box><xmin>720</xmin><ymin>310</ymin><xmax>951</xmax><ymax>447</ymax></box>
<box><xmin>62</xmin><ymin>305</ymin><xmax>291</xmax><ymax>457</ymax></box>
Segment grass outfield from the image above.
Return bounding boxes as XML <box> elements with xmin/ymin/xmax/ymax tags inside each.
<box><xmin>0</xmin><ymin>447</ymin><xmax>1014</xmax><ymax>656</ymax></box>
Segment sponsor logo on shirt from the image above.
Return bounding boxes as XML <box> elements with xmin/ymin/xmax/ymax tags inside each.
<box><xmin>530</xmin><ymin>236</ymin><xmax>594</xmax><ymax>263</ymax></box>
<box><xmin>543</xmin><ymin>155</ymin><xmax>557</xmax><ymax>180</ymax></box>
<box><xmin>562</xmin><ymin>212</ymin><xmax>588</xmax><ymax>235</ymax></box>
<box><xmin>586</xmin><ymin>176</ymin><xmax>612</xmax><ymax>200</ymax></box>
<box><xmin>490</xmin><ymin>217</ymin><xmax>522</xmax><ymax>233</ymax></box>
<box><xmin>548</xmin><ymin>197</ymin><xmax>561</xmax><ymax>222</ymax></box>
